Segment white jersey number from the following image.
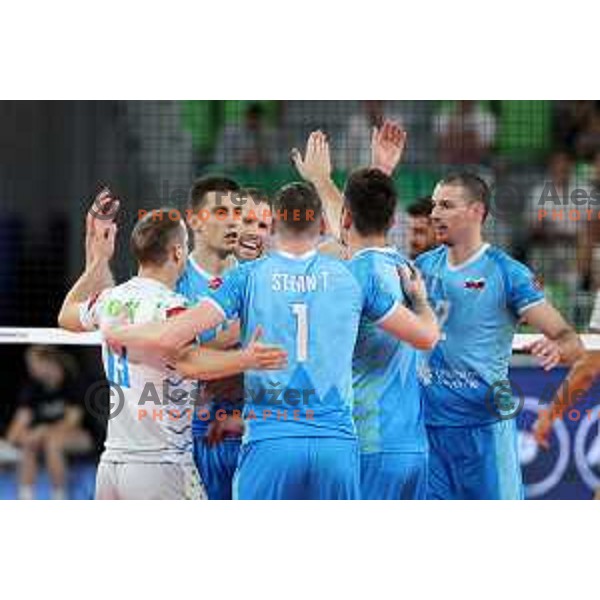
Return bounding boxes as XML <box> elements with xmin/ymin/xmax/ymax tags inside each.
<box><xmin>434</xmin><ymin>300</ymin><xmax>451</xmax><ymax>341</ymax></box>
<box><xmin>291</xmin><ymin>303</ymin><xmax>309</xmax><ymax>362</ymax></box>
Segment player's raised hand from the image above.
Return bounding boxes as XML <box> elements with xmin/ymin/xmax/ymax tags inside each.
<box><xmin>525</xmin><ymin>336</ymin><xmax>562</xmax><ymax>371</ymax></box>
<box><xmin>86</xmin><ymin>221</ymin><xmax>117</xmax><ymax>269</ymax></box>
<box><xmin>86</xmin><ymin>187</ymin><xmax>120</xmax><ymax>268</ymax></box>
<box><xmin>291</xmin><ymin>130</ymin><xmax>332</xmax><ymax>185</ymax></box>
<box><xmin>371</xmin><ymin>120</ymin><xmax>407</xmax><ymax>176</ymax></box>
<box><xmin>241</xmin><ymin>326</ymin><xmax>288</xmax><ymax>371</ymax></box>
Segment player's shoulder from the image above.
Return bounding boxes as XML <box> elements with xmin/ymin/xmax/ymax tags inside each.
<box><xmin>115</xmin><ymin>277</ymin><xmax>186</xmax><ymax>306</ymax></box>
<box><xmin>350</xmin><ymin>246</ymin><xmax>408</xmax><ymax>271</ymax></box>
<box><xmin>414</xmin><ymin>245</ymin><xmax>446</xmax><ymax>271</ymax></box>
<box><xmin>231</xmin><ymin>254</ymin><xmax>269</xmax><ymax>276</ymax></box>
<box><xmin>485</xmin><ymin>245</ymin><xmax>533</xmax><ymax>278</ymax></box>
<box><xmin>316</xmin><ymin>250</ymin><xmax>350</xmax><ymax>271</ymax></box>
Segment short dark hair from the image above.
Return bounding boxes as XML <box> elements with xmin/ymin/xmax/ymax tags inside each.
<box><xmin>188</xmin><ymin>175</ymin><xmax>240</xmax><ymax>211</ymax></box>
<box><xmin>437</xmin><ymin>172</ymin><xmax>491</xmax><ymax>221</ymax></box>
<box><xmin>131</xmin><ymin>208</ymin><xmax>186</xmax><ymax>266</ymax></box>
<box><xmin>343</xmin><ymin>168</ymin><xmax>397</xmax><ymax>236</ymax></box>
<box><xmin>240</xmin><ymin>187</ymin><xmax>273</xmax><ymax>210</ymax></box>
<box><xmin>407</xmin><ymin>196</ymin><xmax>433</xmax><ymax>219</ymax></box>
<box><xmin>273</xmin><ymin>182</ymin><xmax>322</xmax><ymax>234</ymax></box>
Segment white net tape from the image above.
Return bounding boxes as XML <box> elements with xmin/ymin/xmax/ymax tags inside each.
<box><xmin>1</xmin><ymin>328</ymin><xmax>600</xmax><ymax>351</ymax></box>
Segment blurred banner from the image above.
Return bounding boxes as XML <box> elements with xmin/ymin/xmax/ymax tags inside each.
<box><xmin>514</xmin><ymin>366</ymin><xmax>600</xmax><ymax>500</ymax></box>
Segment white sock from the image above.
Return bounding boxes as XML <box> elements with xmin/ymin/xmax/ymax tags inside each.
<box><xmin>51</xmin><ymin>487</ymin><xmax>66</xmax><ymax>500</ymax></box>
<box><xmin>19</xmin><ymin>485</ymin><xmax>34</xmax><ymax>500</ymax></box>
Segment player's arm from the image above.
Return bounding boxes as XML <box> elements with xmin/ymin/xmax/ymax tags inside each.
<box><xmin>521</xmin><ymin>302</ymin><xmax>585</xmax><ymax>369</ymax></box>
<box><xmin>104</xmin><ymin>298</ymin><xmax>227</xmax><ymax>356</ymax></box>
<box><xmin>292</xmin><ymin>130</ymin><xmax>344</xmax><ymax>241</ymax></box>
<box><xmin>377</xmin><ymin>265</ymin><xmax>439</xmax><ymax>350</ymax></box>
<box><xmin>174</xmin><ymin>326</ymin><xmax>287</xmax><ymax>380</ymax></box>
<box><xmin>6</xmin><ymin>407</ymin><xmax>33</xmax><ymax>445</ymax></box>
<box><xmin>58</xmin><ymin>221</ymin><xmax>117</xmax><ymax>332</ymax></box>
<box><xmin>204</xmin><ymin>320</ymin><xmax>241</xmax><ymax>350</ymax></box>
<box><xmin>293</xmin><ymin>124</ymin><xmax>407</xmax><ymax>243</ymax></box>
<box><xmin>533</xmin><ymin>350</ymin><xmax>600</xmax><ymax>448</ymax></box>
<box><xmin>84</xmin><ymin>188</ymin><xmax>119</xmax><ymax>289</ymax></box>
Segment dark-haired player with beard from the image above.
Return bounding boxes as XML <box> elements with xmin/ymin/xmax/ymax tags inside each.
<box><xmin>407</xmin><ymin>196</ymin><xmax>437</xmax><ymax>259</ymax></box>
<box><xmin>416</xmin><ymin>173</ymin><xmax>583</xmax><ymax>499</ymax></box>
<box><xmin>235</xmin><ymin>188</ymin><xmax>273</xmax><ymax>262</ymax></box>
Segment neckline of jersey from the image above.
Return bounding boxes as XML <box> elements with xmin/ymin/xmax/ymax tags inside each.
<box><xmin>188</xmin><ymin>255</ymin><xmax>236</xmax><ymax>280</ymax></box>
<box><xmin>445</xmin><ymin>242</ymin><xmax>490</xmax><ymax>272</ymax></box>
<box><xmin>274</xmin><ymin>249</ymin><xmax>318</xmax><ymax>261</ymax></box>
<box><xmin>131</xmin><ymin>276</ymin><xmax>172</xmax><ymax>292</ymax></box>
<box><xmin>352</xmin><ymin>246</ymin><xmax>397</xmax><ymax>259</ymax></box>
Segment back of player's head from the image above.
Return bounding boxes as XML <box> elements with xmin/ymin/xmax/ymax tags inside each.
<box><xmin>188</xmin><ymin>175</ymin><xmax>240</xmax><ymax>212</ymax></box>
<box><xmin>272</xmin><ymin>182</ymin><xmax>322</xmax><ymax>236</ymax></box>
<box><xmin>437</xmin><ymin>172</ymin><xmax>490</xmax><ymax>222</ymax></box>
<box><xmin>407</xmin><ymin>196</ymin><xmax>433</xmax><ymax>219</ymax></box>
<box><xmin>131</xmin><ymin>208</ymin><xmax>186</xmax><ymax>267</ymax></box>
<box><xmin>343</xmin><ymin>168</ymin><xmax>397</xmax><ymax>236</ymax></box>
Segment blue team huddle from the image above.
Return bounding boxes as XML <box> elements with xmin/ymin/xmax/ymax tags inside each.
<box><xmin>64</xmin><ymin>123</ymin><xmax>584</xmax><ymax>500</ymax></box>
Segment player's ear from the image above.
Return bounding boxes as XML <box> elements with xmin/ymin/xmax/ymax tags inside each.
<box><xmin>173</xmin><ymin>243</ymin><xmax>184</xmax><ymax>265</ymax></box>
<box><xmin>472</xmin><ymin>201</ymin><xmax>485</xmax><ymax>223</ymax></box>
<box><xmin>187</xmin><ymin>212</ymin><xmax>205</xmax><ymax>234</ymax></box>
<box><xmin>341</xmin><ymin>205</ymin><xmax>352</xmax><ymax>230</ymax></box>
<box><xmin>319</xmin><ymin>214</ymin><xmax>328</xmax><ymax>236</ymax></box>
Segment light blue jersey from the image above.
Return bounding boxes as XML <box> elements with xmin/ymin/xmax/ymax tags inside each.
<box><xmin>349</xmin><ymin>247</ymin><xmax>426</xmax><ymax>454</ymax></box>
<box><xmin>176</xmin><ymin>256</ymin><xmax>237</xmax><ymax>437</ymax></box>
<box><xmin>415</xmin><ymin>243</ymin><xmax>545</xmax><ymax>427</ymax></box>
<box><xmin>207</xmin><ymin>249</ymin><xmax>398</xmax><ymax>444</ymax></box>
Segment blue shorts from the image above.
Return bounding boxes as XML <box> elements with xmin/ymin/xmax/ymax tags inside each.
<box><xmin>193</xmin><ymin>434</ymin><xmax>241</xmax><ymax>500</ymax></box>
<box><xmin>426</xmin><ymin>420</ymin><xmax>523</xmax><ymax>500</ymax></box>
<box><xmin>360</xmin><ymin>452</ymin><xmax>428</xmax><ymax>500</ymax></box>
<box><xmin>233</xmin><ymin>437</ymin><xmax>360</xmax><ymax>500</ymax></box>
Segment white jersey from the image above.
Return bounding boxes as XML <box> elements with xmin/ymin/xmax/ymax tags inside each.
<box><xmin>79</xmin><ymin>276</ymin><xmax>198</xmax><ymax>464</ymax></box>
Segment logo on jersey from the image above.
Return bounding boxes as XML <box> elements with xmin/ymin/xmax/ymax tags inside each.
<box><xmin>208</xmin><ymin>277</ymin><xmax>224</xmax><ymax>290</ymax></box>
<box><xmin>464</xmin><ymin>278</ymin><xmax>486</xmax><ymax>290</ymax></box>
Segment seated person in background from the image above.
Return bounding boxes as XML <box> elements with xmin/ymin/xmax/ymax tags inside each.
<box><xmin>433</xmin><ymin>100</ymin><xmax>496</xmax><ymax>166</ymax></box>
<box><xmin>6</xmin><ymin>345</ymin><xmax>93</xmax><ymax>500</ymax></box>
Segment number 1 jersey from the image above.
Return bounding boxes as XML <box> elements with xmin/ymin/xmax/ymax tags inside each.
<box><xmin>206</xmin><ymin>249</ymin><xmax>398</xmax><ymax>443</ymax></box>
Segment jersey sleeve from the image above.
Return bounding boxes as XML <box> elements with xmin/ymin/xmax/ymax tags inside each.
<box><xmin>350</xmin><ymin>259</ymin><xmax>398</xmax><ymax>324</ymax></box>
<box><xmin>205</xmin><ymin>265</ymin><xmax>248</xmax><ymax>320</ymax></box>
<box><xmin>505</xmin><ymin>259</ymin><xmax>545</xmax><ymax>317</ymax></box>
